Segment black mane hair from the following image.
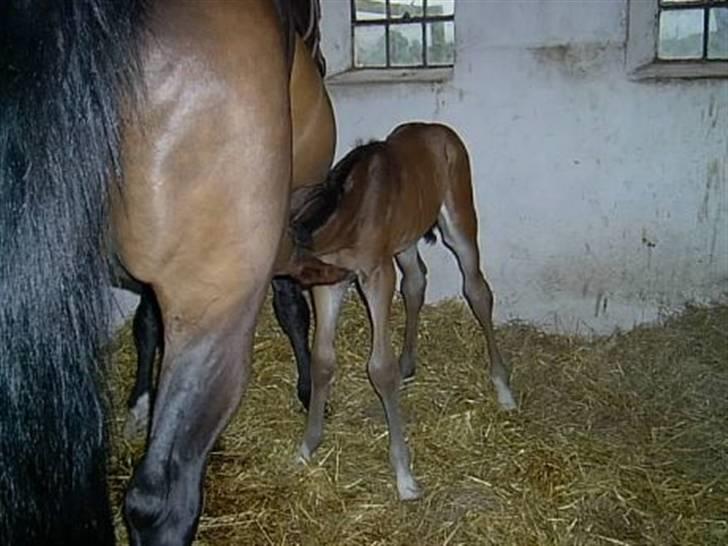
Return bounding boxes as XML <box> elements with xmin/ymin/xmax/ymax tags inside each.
<box><xmin>0</xmin><ymin>1</ymin><xmax>147</xmax><ymax>543</ymax></box>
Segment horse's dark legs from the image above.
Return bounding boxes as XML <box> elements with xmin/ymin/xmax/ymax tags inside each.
<box><xmin>359</xmin><ymin>261</ymin><xmax>422</xmax><ymax>500</ymax></box>
<box><xmin>272</xmin><ymin>277</ymin><xmax>313</xmax><ymax>410</ymax></box>
<box><xmin>124</xmin><ymin>294</ymin><xmax>262</xmax><ymax>546</ymax></box>
<box><xmin>125</xmin><ymin>286</ymin><xmax>163</xmax><ymax>439</ymax></box>
<box><xmin>437</xmin><ymin>207</ymin><xmax>517</xmax><ymax>410</ymax></box>
<box><xmin>394</xmin><ymin>244</ymin><xmax>427</xmax><ymax>380</ymax></box>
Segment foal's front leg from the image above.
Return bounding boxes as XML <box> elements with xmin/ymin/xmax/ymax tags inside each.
<box><xmin>299</xmin><ymin>281</ymin><xmax>349</xmax><ymax>461</ymax></box>
<box><xmin>360</xmin><ymin>261</ymin><xmax>422</xmax><ymax>500</ymax></box>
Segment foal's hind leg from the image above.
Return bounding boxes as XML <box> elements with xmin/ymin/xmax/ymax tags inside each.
<box><xmin>394</xmin><ymin>244</ymin><xmax>427</xmax><ymax>381</ymax></box>
<box><xmin>299</xmin><ymin>281</ymin><xmax>348</xmax><ymax>461</ymax></box>
<box><xmin>360</xmin><ymin>261</ymin><xmax>422</xmax><ymax>500</ymax></box>
<box><xmin>438</xmin><ymin>206</ymin><xmax>517</xmax><ymax>410</ymax></box>
<box><xmin>125</xmin><ymin>286</ymin><xmax>163</xmax><ymax>440</ymax></box>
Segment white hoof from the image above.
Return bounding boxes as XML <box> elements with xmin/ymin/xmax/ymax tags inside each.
<box><xmin>297</xmin><ymin>443</ymin><xmax>313</xmax><ymax>465</ymax></box>
<box><xmin>493</xmin><ymin>379</ymin><xmax>518</xmax><ymax>411</ymax></box>
<box><xmin>123</xmin><ymin>393</ymin><xmax>150</xmax><ymax>440</ymax></box>
<box><xmin>397</xmin><ymin>475</ymin><xmax>423</xmax><ymax>501</ymax></box>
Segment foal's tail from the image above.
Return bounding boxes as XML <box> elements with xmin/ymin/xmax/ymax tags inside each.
<box><xmin>0</xmin><ymin>2</ymin><xmax>147</xmax><ymax>544</ymax></box>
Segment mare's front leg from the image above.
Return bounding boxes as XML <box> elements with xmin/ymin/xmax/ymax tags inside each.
<box><xmin>272</xmin><ymin>277</ymin><xmax>313</xmax><ymax>410</ymax></box>
<box><xmin>360</xmin><ymin>262</ymin><xmax>422</xmax><ymax>500</ymax></box>
<box><xmin>125</xmin><ymin>285</ymin><xmax>163</xmax><ymax>440</ymax></box>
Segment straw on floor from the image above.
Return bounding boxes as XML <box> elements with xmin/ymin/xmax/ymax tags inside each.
<box><xmin>108</xmin><ymin>291</ymin><xmax>728</xmax><ymax>545</ymax></box>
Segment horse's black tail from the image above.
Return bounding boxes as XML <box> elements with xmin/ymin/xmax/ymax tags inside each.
<box><xmin>0</xmin><ymin>1</ymin><xmax>146</xmax><ymax>544</ymax></box>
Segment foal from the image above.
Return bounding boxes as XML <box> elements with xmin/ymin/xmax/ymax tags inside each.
<box><xmin>293</xmin><ymin>122</ymin><xmax>517</xmax><ymax>500</ymax></box>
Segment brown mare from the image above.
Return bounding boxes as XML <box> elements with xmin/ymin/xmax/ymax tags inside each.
<box><xmin>113</xmin><ymin>2</ymin><xmax>338</xmax><ymax>545</ymax></box>
<box><xmin>292</xmin><ymin>123</ymin><xmax>517</xmax><ymax>500</ymax></box>
<box><xmin>0</xmin><ymin>1</ymin><xmax>335</xmax><ymax>545</ymax></box>
<box><xmin>119</xmin><ymin>0</ymin><xmax>338</xmax><ymax>438</ymax></box>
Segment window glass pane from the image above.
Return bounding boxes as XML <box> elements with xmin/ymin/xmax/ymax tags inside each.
<box><xmin>658</xmin><ymin>9</ymin><xmax>704</xmax><ymax>59</ymax></box>
<box><xmin>354</xmin><ymin>0</ymin><xmax>386</xmax><ymax>21</ymax></box>
<box><xmin>708</xmin><ymin>7</ymin><xmax>728</xmax><ymax>59</ymax></box>
<box><xmin>390</xmin><ymin>23</ymin><xmax>424</xmax><ymax>66</ymax></box>
<box><xmin>354</xmin><ymin>25</ymin><xmax>387</xmax><ymax>67</ymax></box>
<box><xmin>390</xmin><ymin>0</ymin><xmax>424</xmax><ymax>20</ymax></box>
<box><xmin>427</xmin><ymin>0</ymin><xmax>455</xmax><ymax>17</ymax></box>
<box><xmin>426</xmin><ymin>21</ymin><xmax>455</xmax><ymax>65</ymax></box>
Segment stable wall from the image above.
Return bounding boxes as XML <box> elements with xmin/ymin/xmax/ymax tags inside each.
<box><xmin>320</xmin><ymin>0</ymin><xmax>728</xmax><ymax>333</ymax></box>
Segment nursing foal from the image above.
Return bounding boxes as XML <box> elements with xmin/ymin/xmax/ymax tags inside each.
<box><xmin>293</xmin><ymin>122</ymin><xmax>517</xmax><ymax>500</ymax></box>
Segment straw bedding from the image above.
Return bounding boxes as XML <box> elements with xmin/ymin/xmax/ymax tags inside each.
<box><xmin>108</xmin><ymin>291</ymin><xmax>727</xmax><ymax>545</ymax></box>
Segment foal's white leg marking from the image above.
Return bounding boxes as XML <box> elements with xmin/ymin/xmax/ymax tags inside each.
<box><xmin>493</xmin><ymin>376</ymin><xmax>517</xmax><ymax>410</ymax></box>
<box><xmin>361</xmin><ymin>262</ymin><xmax>423</xmax><ymax>501</ymax></box>
<box><xmin>298</xmin><ymin>282</ymin><xmax>348</xmax><ymax>463</ymax></box>
<box><xmin>438</xmin><ymin>205</ymin><xmax>517</xmax><ymax>411</ymax></box>
<box><xmin>123</xmin><ymin>392</ymin><xmax>150</xmax><ymax>440</ymax></box>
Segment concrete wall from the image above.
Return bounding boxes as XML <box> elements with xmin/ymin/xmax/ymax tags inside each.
<box><xmin>320</xmin><ymin>0</ymin><xmax>728</xmax><ymax>333</ymax></box>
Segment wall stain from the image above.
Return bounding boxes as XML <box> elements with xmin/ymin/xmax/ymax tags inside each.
<box><xmin>528</xmin><ymin>42</ymin><xmax>612</xmax><ymax>79</ymax></box>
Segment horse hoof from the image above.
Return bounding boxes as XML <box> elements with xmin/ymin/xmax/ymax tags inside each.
<box><xmin>123</xmin><ymin>393</ymin><xmax>150</xmax><ymax>440</ymax></box>
<box><xmin>297</xmin><ymin>444</ymin><xmax>313</xmax><ymax>465</ymax></box>
<box><xmin>497</xmin><ymin>390</ymin><xmax>518</xmax><ymax>411</ymax></box>
<box><xmin>493</xmin><ymin>378</ymin><xmax>517</xmax><ymax>411</ymax></box>
<box><xmin>397</xmin><ymin>478</ymin><xmax>423</xmax><ymax>501</ymax></box>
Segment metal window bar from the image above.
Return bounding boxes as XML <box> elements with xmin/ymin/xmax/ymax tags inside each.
<box><xmin>351</xmin><ymin>0</ymin><xmax>455</xmax><ymax>68</ymax></box>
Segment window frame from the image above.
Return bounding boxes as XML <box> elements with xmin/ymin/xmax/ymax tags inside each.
<box><xmin>627</xmin><ymin>0</ymin><xmax>728</xmax><ymax>79</ymax></box>
<box><xmin>324</xmin><ymin>0</ymin><xmax>455</xmax><ymax>84</ymax></box>
<box><xmin>350</xmin><ymin>0</ymin><xmax>455</xmax><ymax>70</ymax></box>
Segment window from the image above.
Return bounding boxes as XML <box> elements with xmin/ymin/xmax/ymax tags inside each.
<box><xmin>351</xmin><ymin>0</ymin><xmax>455</xmax><ymax>69</ymax></box>
<box><xmin>627</xmin><ymin>0</ymin><xmax>728</xmax><ymax>79</ymax></box>
<box><xmin>658</xmin><ymin>0</ymin><xmax>728</xmax><ymax>60</ymax></box>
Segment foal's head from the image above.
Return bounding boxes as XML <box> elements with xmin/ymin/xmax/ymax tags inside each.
<box><xmin>290</xmin><ymin>140</ymin><xmax>386</xmax><ymax>239</ymax></box>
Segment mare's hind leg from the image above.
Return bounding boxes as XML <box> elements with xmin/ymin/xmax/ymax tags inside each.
<box><xmin>125</xmin><ymin>286</ymin><xmax>163</xmax><ymax>440</ymax></box>
<box><xmin>125</xmin><ymin>288</ymin><xmax>266</xmax><ymax>546</ymax></box>
<box><xmin>438</xmin><ymin>206</ymin><xmax>517</xmax><ymax>411</ymax></box>
<box><xmin>272</xmin><ymin>277</ymin><xmax>313</xmax><ymax>410</ymax></box>
<box><xmin>299</xmin><ymin>281</ymin><xmax>348</xmax><ymax>461</ymax></box>
<box><xmin>394</xmin><ymin>244</ymin><xmax>427</xmax><ymax>381</ymax></box>
<box><xmin>360</xmin><ymin>261</ymin><xmax>422</xmax><ymax>500</ymax></box>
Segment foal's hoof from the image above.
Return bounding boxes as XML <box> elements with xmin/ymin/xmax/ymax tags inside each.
<box><xmin>296</xmin><ymin>443</ymin><xmax>313</xmax><ymax>465</ymax></box>
<box><xmin>123</xmin><ymin>393</ymin><xmax>150</xmax><ymax>440</ymax></box>
<box><xmin>495</xmin><ymin>383</ymin><xmax>518</xmax><ymax>411</ymax></box>
<box><xmin>397</xmin><ymin>476</ymin><xmax>424</xmax><ymax>501</ymax></box>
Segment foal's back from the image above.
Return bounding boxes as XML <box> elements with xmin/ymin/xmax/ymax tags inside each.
<box><xmin>312</xmin><ymin>123</ymin><xmax>469</xmax><ymax>270</ymax></box>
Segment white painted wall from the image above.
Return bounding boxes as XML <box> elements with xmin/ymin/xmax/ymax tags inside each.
<box><xmin>320</xmin><ymin>0</ymin><xmax>728</xmax><ymax>333</ymax></box>
<box><xmin>111</xmin><ymin>0</ymin><xmax>727</xmax><ymax>335</ymax></box>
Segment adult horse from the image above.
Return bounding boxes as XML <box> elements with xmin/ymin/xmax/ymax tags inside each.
<box><xmin>0</xmin><ymin>1</ymin><xmax>333</xmax><ymax>545</ymax></box>
<box><xmin>120</xmin><ymin>0</ymin><xmax>336</xmax><ymax>436</ymax></box>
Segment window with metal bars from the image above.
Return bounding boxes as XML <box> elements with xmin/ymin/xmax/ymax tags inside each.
<box><xmin>658</xmin><ymin>0</ymin><xmax>728</xmax><ymax>61</ymax></box>
<box><xmin>351</xmin><ymin>0</ymin><xmax>455</xmax><ymax>69</ymax></box>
